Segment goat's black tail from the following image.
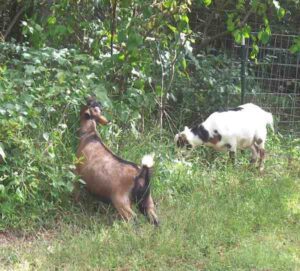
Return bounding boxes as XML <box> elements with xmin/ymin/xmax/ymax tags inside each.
<box><xmin>132</xmin><ymin>154</ymin><xmax>155</xmax><ymax>208</ymax></box>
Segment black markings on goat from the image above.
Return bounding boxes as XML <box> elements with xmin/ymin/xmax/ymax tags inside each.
<box><xmin>224</xmin><ymin>143</ymin><xmax>232</xmax><ymax>149</ymax></box>
<box><xmin>256</xmin><ymin>138</ymin><xmax>263</xmax><ymax>145</ymax></box>
<box><xmin>191</xmin><ymin>125</ymin><xmax>209</xmax><ymax>142</ymax></box>
<box><xmin>87</xmin><ymin>98</ymin><xmax>102</xmax><ymax>109</ymax></box>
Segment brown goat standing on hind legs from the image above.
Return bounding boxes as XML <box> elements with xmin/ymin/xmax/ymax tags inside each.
<box><xmin>74</xmin><ymin>97</ymin><xmax>159</xmax><ymax>225</ymax></box>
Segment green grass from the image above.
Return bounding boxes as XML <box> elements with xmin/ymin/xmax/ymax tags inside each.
<box><xmin>1</xmin><ymin>134</ymin><xmax>300</xmax><ymax>271</ymax></box>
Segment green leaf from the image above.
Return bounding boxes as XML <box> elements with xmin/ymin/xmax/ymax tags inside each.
<box><xmin>127</xmin><ymin>32</ymin><xmax>143</xmax><ymax>50</ymax></box>
<box><xmin>233</xmin><ymin>30</ymin><xmax>242</xmax><ymax>44</ymax></box>
<box><xmin>258</xmin><ymin>28</ymin><xmax>270</xmax><ymax>44</ymax></box>
<box><xmin>156</xmin><ymin>86</ymin><xmax>163</xmax><ymax>96</ymax></box>
<box><xmin>289</xmin><ymin>37</ymin><xmax>300</xmax><ymax>54</ymax></box>
<box><xmin>241</xmin><ymin>25</ymin><xmax>251</xmax><ymax>39</ymax></box>
<box><xmin>182</xmin><ymin>58</ymin><xmax>187</xmax><ymax>70</ymax></box>
<box><xmin>47</xmin><ymin>16</ymin><xmax>57</xmax><ymax>25</ymax></box>
<box><xmin>203</xmin><ymin>0</ymin><xmax>212</xmax><ymax>6</ymax></box>
<box><xmin>227</xmin><ymin>14</ymin><xmax>235</xmax><ymax>32</ymax></box>
<box><xmin>181</xmin><ymin>15</ymin><xmax>189</xmax><ymax>24</ymax></box>
<box><xmin>118</xmin><ymin>53</ymin><xmax>125</xmax><ymax>61</ymax></box>
<box><xmin>56</xmin><ymin>71</ymin><xmax>66</xmax><ymax>84</ymax></box>
<box><xmin>117</xmin><ymin>30</ymin><xmax>127</xmax><ymax>43</ymax></box>
<box><xmin>250</xmin><ymin>43</ymin><xmax>259</xmax><ymax>59</ymax></box>
<box><xmin>163</xmin><ymin>0</ymin><xmax>173</xmax><ymax>9</ymax></box>
<box><xmin>94</xmin><ymin>85</ymin><xmax>112</xmax><ymax>108</ymax></box>
<box><xmin>277</xmin><ymin>7</ymin><xmax>285</xmax><ymax>19</ymax></box>
<box><xmin>120</xmin><ymin>0</ymin><xmax>132</xmax><ymax>8</ymax></box>
<box><xmin>167</xmin><ymin>24</ymin><xmax>178</xmax><ymax>33</ymax></box>
<box><xmin>237</xmin><ymin>0</ymin><xmax>245</xmax><ymax>10</ymax></box>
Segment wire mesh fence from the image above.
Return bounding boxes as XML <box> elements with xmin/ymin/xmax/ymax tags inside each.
<box><xmin>228</xmin><ymin>33</ymin><xmax>300</xmax><ymax>136</ymax></box>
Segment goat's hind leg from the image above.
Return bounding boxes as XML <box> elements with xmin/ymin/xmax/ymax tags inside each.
<box><xmin>258</xmin><ymin>148</ymin><xmax>265</xmax><ymax>172</ymax></box>
<box><xmin>138</xmin><ymin>194</ymin><xmax>159</xmax><ymax>226</ymax></box>
<box><xmin>112</xmin><ymin>196</ymin><xmax>136</xmax><ymax>222</ymax></box>
<box><xmin>255</xmin><ymin>140</ymin><xmax>266</xmax><ymax>172</ymax></box>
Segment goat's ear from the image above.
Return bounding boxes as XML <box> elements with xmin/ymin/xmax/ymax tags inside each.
<box><xmin>184</xmin><ymin>126</ymin><xmax>189</xmax><ymax>132</ymax></box>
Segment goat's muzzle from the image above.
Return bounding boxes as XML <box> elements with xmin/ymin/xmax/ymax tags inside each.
<box><xmin>97</xmin><ymin>115</ymin><xmax>109</xmax><ymax>125</ymax></box>
<box><xmin>175</xmin><ymin>133</ymin><xmax>192</xmax><ymax>149</ymax></box>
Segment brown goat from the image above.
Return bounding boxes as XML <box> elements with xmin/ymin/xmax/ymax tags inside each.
<box><xmin>75</xmin><ymin>98</ymin><xmax>159</xmax><ymax>225</ymax></box>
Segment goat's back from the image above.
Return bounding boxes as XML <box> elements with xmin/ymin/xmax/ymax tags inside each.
<box><xmin>205</xmin><ymin>104</ymin><xmax>272</xmax><ymax>135</ymax></box>
<box><xmin>76</xmin><ymin>136</ymin><xmax>139</xmax><ymax>199</ymax></box>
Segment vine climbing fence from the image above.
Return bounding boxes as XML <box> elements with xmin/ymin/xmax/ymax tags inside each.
<box><xmin>230</xmin><ymin>33</ymin><xmax>300</xmax><ymax>136</ymax></box>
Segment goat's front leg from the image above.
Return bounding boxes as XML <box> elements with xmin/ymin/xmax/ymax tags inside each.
<box><xmin>229</xmin><ymin>151</ymin><xmax>236</xmax><ymax>164</ymax></box>
<box><xmin>258</xmin><ymin>148</ymin><xmax>265</xmax><ymax>173</ymax></box>
<box><xmin>250</xmin><ymin>144</ymin><xmax>259</xmax><ymax>164</ymax></box>
<box><xmin>256</xmin><ymin>140</ymin><xmax>266</xmax><ymax>172</ymax></box>
<box><xmin>226</xmin><ymin>142</ymin><xmax>236</xmax><ymax>164</ymax></box>
<box><xmin>72</xmin><ymin>181</ymin><xmax>81</xmax><ymax>203</ymax></box>
<box><xmin>228</xmin><ymin>145</ymin><xmax>237</xmax><ymax>164</ymax></box>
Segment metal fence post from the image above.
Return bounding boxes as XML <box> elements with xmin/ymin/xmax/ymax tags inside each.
<box><xmin>241</xmin><ymin>36</ymin><xmax>246</xmax><ymax>104</ymax></box>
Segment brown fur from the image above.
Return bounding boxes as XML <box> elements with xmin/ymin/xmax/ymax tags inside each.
<box><xmin>75</xmin><ymin>102</ymin><xmax>159</xmax><ymax>225</ymax></box>
<box><xmin>208</xmin><ymin>135</ymin><xmax>221</xmax><ymax>145</ymax></box>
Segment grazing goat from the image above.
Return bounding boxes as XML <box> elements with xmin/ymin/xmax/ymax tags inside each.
<box><xmin>75</xmin><ymin>98</ymin><xmax>159</xmax><ymax>225</ymax></box>
<box><xmin>175</xmin><ymin>103</ymin><xmax>273</xmax><ymax>171</ymax></box>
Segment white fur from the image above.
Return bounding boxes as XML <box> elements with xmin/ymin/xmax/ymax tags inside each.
<box><xmin>183</xmin><ymin>126</ymin><xmax>203</xmax><ymax>147</ymax></box>
<box><xmin>239</xmin><ymin>103</ymin><xmax>274</xmax><ymax>131</ymax></box>
<box><xmin>176</xmin><ymin>103</ymin><xmax>273</xmax><ymax>153</ymax></box>
<box><xmin>142</xmin><ymin>154</ymin><xmax>155</xmax><ymax>168</ymax></box>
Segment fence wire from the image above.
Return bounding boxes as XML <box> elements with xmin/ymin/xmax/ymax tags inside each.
<box><xmin>228</xmin><ymin>33</ymin><xmax>300</xmax><ymax>136</ymax></box>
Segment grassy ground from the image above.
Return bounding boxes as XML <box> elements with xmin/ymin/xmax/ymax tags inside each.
<box><xmin>1</xmin><ymin>134</ymin><xmax>300</xmax><ymax>271</ymax></box>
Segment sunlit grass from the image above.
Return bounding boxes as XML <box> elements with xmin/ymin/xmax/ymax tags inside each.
<box><xmin>1</xmin><ymin>133</ymin><xmax>300</xmax><ymax>270</ymax></box>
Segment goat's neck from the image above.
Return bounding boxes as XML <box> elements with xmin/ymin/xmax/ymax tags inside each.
<box><xmin>79</xmin><ymin>119</ymin><xmax>97</xmax><ymax>137</ymax></box>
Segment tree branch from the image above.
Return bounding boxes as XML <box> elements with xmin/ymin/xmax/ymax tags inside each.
<box><xmin>4</xmin><ymin>5</ymin><xmax>26</xmax><ymax>40</ymax></box>
<box><xmin>203</xmin><ymin>10</ymin><xmax>214</xmax><ymax>39</ymax></box>
<box><xmin>110</xmin><ymin>0</ymin><xmax>117</xmax><ymax>56</ymax></box>
<box><xmin>198</xmin><ymin>30</ymin><xmax>229</xmax><ymax>49</ymax></box>
<box><xmin>198</xmin><ymin>8</ymin><xmax>253</xmax><ymax>49</ymax></box>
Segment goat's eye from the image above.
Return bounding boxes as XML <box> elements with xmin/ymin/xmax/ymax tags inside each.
<box><xmin>84</xmin><ymin>112</ymin><xmax>91</xmax><ymax>119</ymax></box>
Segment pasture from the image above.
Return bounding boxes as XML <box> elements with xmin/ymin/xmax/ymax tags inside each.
<box><xmin>1</xmin><ymin>133</ymin><xmax>300</xmax><ymax>271</ymax></box>
<box><xmin>1</xmin><ymin>1</ymin><xmax>300</xmax><ymax>270</ymax></box>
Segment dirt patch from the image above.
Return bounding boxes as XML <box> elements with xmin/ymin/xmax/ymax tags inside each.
<box><xmin>0</xmin><ymin>230</ymin><xmax>56</xmax><ymax>246</ymax></box>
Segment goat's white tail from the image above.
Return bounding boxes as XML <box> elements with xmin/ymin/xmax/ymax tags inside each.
<box><xmin>142</xmin><ymin>153</ymin><xmax>155</xmax><ymax>168</ymax></box>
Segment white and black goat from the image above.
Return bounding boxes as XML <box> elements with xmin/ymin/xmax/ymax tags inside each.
<box><xmin>175</xmin><ymin>103</ymin><xmax>273</xmax><ymax>171</ymax></box>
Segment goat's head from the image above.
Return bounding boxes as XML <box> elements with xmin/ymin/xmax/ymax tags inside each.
<box><xmin>81</xmin><ymin>97</ymin><xmax>109</xmax><ymax>125</ymax></box>
<box><xmin>174</xmin><ymin>127</ymin><xmax>193</xmax><ymax>149</ymax></box>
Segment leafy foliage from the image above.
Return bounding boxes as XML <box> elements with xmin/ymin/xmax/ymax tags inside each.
<box><xmin>0</xmin><ymin>0</ymin><xmax>299</xmax><ymax>230</ymax></box>
<box><xmin>0</xmin><ymin>43</ymin><xmax>118</xmax><ymax>227</ymax></box>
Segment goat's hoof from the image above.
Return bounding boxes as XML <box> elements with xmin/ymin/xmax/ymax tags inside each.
<box><xmin>148</xmin><ymin>216</ymin><xmax>159</xmax><ymax>227</ymax></box>
<box><xmin>250</xmin><ymin>159</ymin><xmax>257</xmax><ymax>164</ymax></box>
<box><xmin>153</xmin><ymin>219</ymin><xmax>160</xmax><ymax>227</ymax></box>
